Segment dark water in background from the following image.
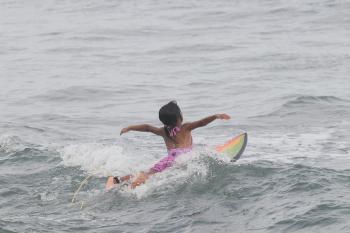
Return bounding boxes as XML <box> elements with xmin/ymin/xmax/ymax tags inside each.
<box><xmin>1</xmin><ymin>0</ymin><xmax>350</xmax><ymax>232</ymax></box>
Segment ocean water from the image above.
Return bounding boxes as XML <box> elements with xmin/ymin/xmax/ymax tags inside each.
<box><xmin>1</xmin><ymin>0</ymin><xmax>350</xmax><ymax>232</ymax></box>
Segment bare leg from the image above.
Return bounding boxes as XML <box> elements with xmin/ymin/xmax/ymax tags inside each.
<box><xmin>107</xmin><ymin>171</ymin><xmax>153</xmax><ymax>190</ymax></box>
<box><xmin>130</xmin><ymin>170</ymin><xmax>156</xmax><ymax>189</ymax></box>
<box><xmin>106</xmin><ymin>174</ymin><xmax>135</xmax><ymax>191</ymax></box>
<box><xmin>116</xmin><ymin>174</ymin><xmax>133</xmax><ymax>183</ymax></box>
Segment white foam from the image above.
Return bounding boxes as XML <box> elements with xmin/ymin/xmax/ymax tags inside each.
<box><xmin>118</xmin><ymin>150</ymin><xmax>210</xmax><ymax>199</ymax></box>
<box><xmin>39</xmin><ymin>191</ymin><xmax>57</xmax><ymax>202</ymax></box>
<box><xmin>60</xmin><ymin>142</ymin><xmax>155</xmax><ymax>177</ymax></box>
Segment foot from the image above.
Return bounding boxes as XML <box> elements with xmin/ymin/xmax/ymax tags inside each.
<box><xmin>105</xmin><ymin>175</ymin><xmax>134</xmax><ymax>191</ymax></box>
<box><xmin>105</xmin><ymin>176</ymin><xmax>117</xmax><ymax>190</ymax></box>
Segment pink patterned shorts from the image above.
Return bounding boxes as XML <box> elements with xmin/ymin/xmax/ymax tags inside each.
<box><xmin>150</xmin><ymin>147</ymin><xmax>192</xmax><ymax>173</ymax></box>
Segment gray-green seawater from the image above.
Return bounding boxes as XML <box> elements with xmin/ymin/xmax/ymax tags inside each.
<box><xmin>1</xmin><ymin>0</ymin><xmax>350</xmax><ymax>232</ymax></box>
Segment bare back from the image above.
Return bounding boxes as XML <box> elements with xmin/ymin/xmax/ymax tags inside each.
<box><xmin>162</xmin><ymin>124</ymin><xmax>193</xmax><ymax>150</ymax></box>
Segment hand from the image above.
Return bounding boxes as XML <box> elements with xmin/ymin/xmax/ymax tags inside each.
<box><xmin>216</xmin><ymin>113</ymin><xmax>231</xmax><ymax>120</ymax></box>
<box><xmin>120</xmin><ymin>127</ymin><xmax>130</xmax><ymax>135</ymax></box>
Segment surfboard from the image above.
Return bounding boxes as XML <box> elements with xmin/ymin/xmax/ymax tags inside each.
<box><xmin>216</xmin><ymin>133</ymin><xmax>248</xmax><ymax>162</ymax></box>
<box><xmin>105</xmin><ymin>133</ymin><xmax>248</xmax><ymax>190</ymax></box>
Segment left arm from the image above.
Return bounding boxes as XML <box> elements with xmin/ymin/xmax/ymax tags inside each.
<box><xmin>120</xmin><ymin>124</ymin><xmax>164</xmax><ymax>136</ymax></box>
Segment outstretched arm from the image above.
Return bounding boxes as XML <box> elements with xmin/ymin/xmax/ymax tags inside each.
<box><xmin>120</xmin><ymin>124</ymin><xmax>164</xmax><ymax>136</ymax></box>
<box><xmin>185</xmin><ymin>114</ymin><xmax>230</xmax><ymax>131</ymax></box>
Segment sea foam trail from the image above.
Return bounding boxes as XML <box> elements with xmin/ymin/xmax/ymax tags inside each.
<box><xmin>126</xmin><ymin>151</ymin><xmax>211</xmax><ymax>198</ymax></box>
<box><xmin>60</xmin><ymin>143</ymin><xmax>218</xmax><ymax>198</ymax></box>
<box><xmin>60</xmin><ymin>143</ymin><xmax>142</xmax><ymax>176</ymax></box>
<box><xmin>60</xmin><ymin>142</ymin><xmax>214</xmax><ymax>173</ymax></box>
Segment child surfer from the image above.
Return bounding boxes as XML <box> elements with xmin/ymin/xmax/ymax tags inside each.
<box><xmin>108</xmin><ymin>101</ymin><xmax>230</xmax><ymax>189</ymax></box>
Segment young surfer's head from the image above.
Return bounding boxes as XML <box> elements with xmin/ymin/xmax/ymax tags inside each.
<box><xmin>159</xmin><ymin>101</ymin><xmax>183</xmax><ymax>137</ymax></box>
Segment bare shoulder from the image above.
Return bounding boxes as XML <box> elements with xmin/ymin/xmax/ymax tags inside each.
<box><xmin>181</xmin><ymin>122</ymin><xmax>193</xmax><ymax>131</ymax></box>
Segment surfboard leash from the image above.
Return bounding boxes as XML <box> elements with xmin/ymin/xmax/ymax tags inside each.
<box><xmin>71</xmin><ymin>174</ymin><xmax>93</xmax><ymax>204</ymax></box>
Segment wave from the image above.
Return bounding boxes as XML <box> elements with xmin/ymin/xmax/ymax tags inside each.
<box><xmin>0</xmin><ymin>135</ymin><xmax>27</xmax><ymax>154</ymax></box>
<box><xmin>251</xmin><ymin>95</ymin><xmax>350</xmax><ymax>119</ymax></box>
<box><xmin>24</xmin><ymin>85</ymin><xmax>153</xmax><ymax>104</ymax></box>
<box><xmin>60</xmin><ymin>142</ymin><xmax>229</xmax><ymax>198</ymax></box>
<box><xmin>28</xmin><ymin>86</ymin><xmax>117</xmax><ymax>103</ymax></box>
<box><xmin>283</xmin><ymin>95</ymin><xmax>349</xmax><ymax>106</ymax></box>
<box><xmin>57</xmin><ymin>141</ymin><xmax>350</xmax><ymax>233</ymax></box>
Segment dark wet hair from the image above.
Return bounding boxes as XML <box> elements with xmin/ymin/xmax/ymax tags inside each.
<box><xmin>159</xmin><ymin>101</ymin><xmax>183</xmax><ymax>137</ymax></box>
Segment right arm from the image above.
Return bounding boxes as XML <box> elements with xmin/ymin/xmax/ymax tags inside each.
<box><xmin>185</xmin><ymin>114</ymin><xmax>230</xmax><ymax>131</ymax></box>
